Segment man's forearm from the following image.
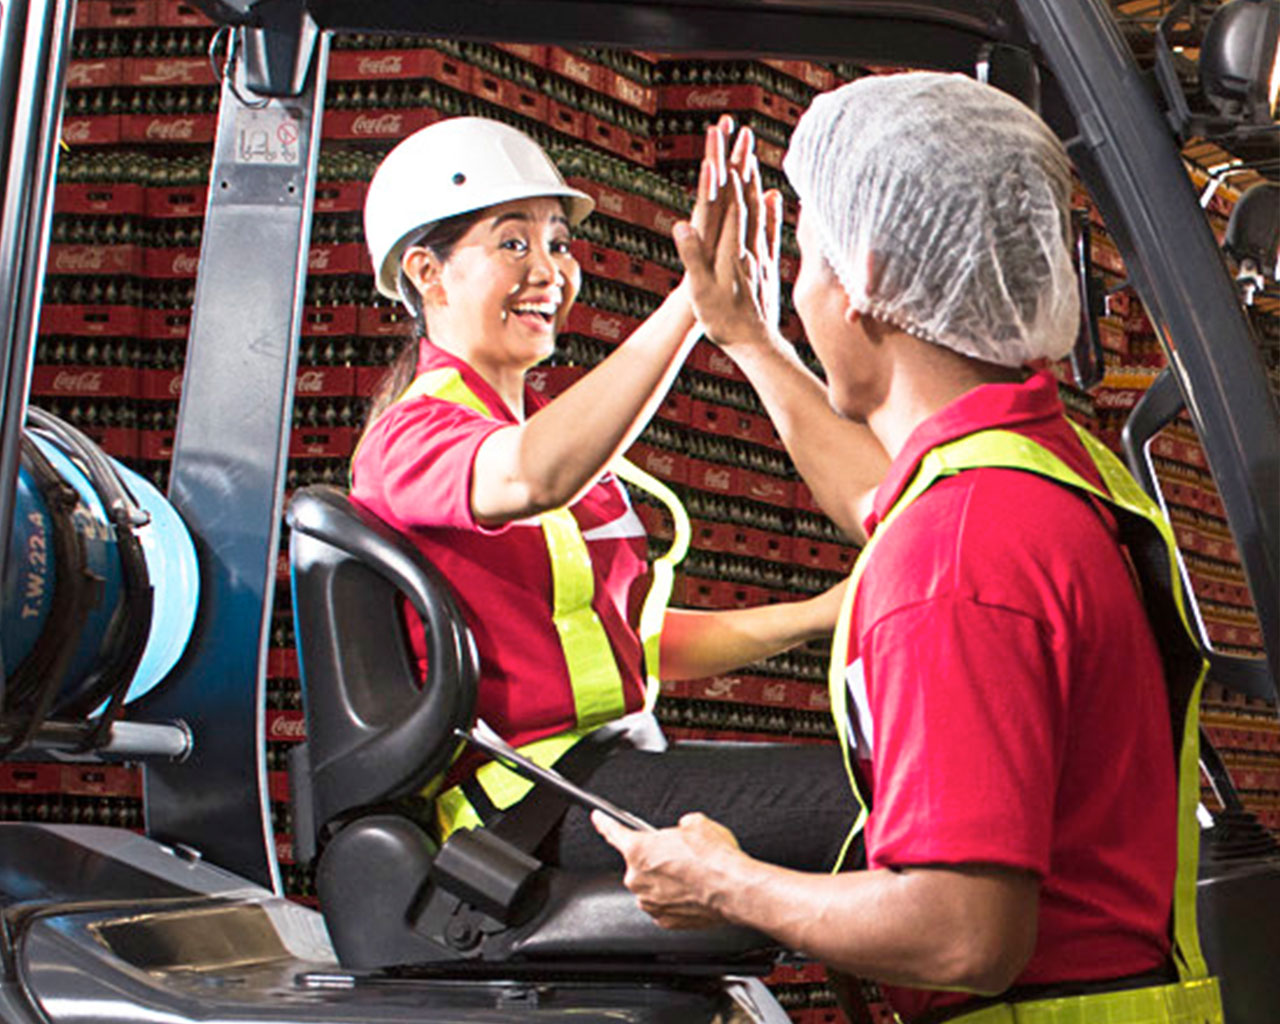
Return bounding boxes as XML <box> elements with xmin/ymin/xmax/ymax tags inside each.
<box><xmin>724</xmin><ymin>332</ymin><xmax>888</xmax><ymax>544</ymax></box>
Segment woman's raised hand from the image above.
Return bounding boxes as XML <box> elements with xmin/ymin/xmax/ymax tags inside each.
<box><xmin>675</xmin><ymin>122</ymin><xmax>783</xmax><ymax>350</ymax></box>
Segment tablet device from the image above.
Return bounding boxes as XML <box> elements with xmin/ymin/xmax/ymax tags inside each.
<box><xmin>455</xmin><ymin>721</ymin><xmax>655</xmax><ymax>832</ymax></box>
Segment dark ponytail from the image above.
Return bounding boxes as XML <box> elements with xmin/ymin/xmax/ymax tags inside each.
<box><xmin>360</xmin><ymin>210</ymin><xmax>483</xmax><ymax>440</ymax></box>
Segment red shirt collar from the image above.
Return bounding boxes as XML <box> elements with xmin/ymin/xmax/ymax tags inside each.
<box><xmin>864</xmin><ymin>371</ymin><xmax>1067</xmax><ymax>536</ymax></box>
<box><xmin>415</xmin><ymin>337</ymin><xmax>546</xmax><ymax>423</ymax></box>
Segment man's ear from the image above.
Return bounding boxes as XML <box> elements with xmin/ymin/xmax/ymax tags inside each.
<box><xmin>840</xmin><ymin>250</ymin><xmax>878</xmax><ymax>327</ymax></box>
<box><xmin>401</xmin><ymin>246</ymin><xmax>444</xmax><ymax>307</ymax></box>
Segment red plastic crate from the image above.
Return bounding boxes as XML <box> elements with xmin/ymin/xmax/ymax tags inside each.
<box><xmin>301</xmin><ymin>305</ymin><xmax>358</xmax><ymax>337</ymax></box>
<box><xmin>290</xmin><ymin>426</ymin><xmax>357</xmax><ymax>459</ymax></box>
<box><xmin>138</xmin><ymin>429</ymin><xmax>174</xmax><ymax>461</ymax></box>
<box><xmin>686</xmin><ymin>457</ymin><xmax>738</xmax><ymax>496</ymax></box>
<box><xmin>56</xmin><ymin>182</ymin><xmax>145</xmax><ymax>216</ymax></box>
<box><xmin>564</xmin><ymin>303</ymin><xmax>639</xmax><ymax>344</ymax></box>
<box><xmin>268</xmin><ymin>646</ymin><xmax>300</xmax><ymax>679</ymax></box>
<box><xmin>40</xmin><ymin>304</ymin><xmax>140</xmax><ymax>337</ymax></box>
<box><xmin>328</xmin><ymin>48</ymin><xmax>433</xmax><ymax>81</ymax></box>
<box><xmin>295</xmin><ymin>365</ymin><xmax>356</xmax><ymax>398</ymax></box>
<box><xmin>314</xmin><ymin>180</ymin><xmax>366</xmax><ymax>214</ymax></box>
<box><xmin>471</xmin><ymin>71</ymin><xmax>548</xmax><ymax>123</ymax></box>
<box><xmin>95</xmin><ymin>0</ymin><xmax>155</xmax><ymax>28</ymax></box>
<box><xmin>323</xmin><ymin>108</ymin><xmax>436</xmax><ymax>141</ymax></box>
<box><xmin>31</xmin><ymin>365</ymin><xmax>137</xmax><ymax>398</ymax></box>
<box><xmin>143</xmin><ymin>307</ymin><xmax>192</xmax><ymax>340</ymax></box>
<box><xmin>144</xmin><ymin>246</ymin><xmax>201</xmax><ymax>279</ymax></box>
<box><xmin>548</xmin><ymin>46</ymin><xmax>606</xmax><ymax>92</ymax></box>
<box><xmin>584</xmin><ymin>116</ymin><xmax>653</xmax><ymax>166</ymax></box>
<box><xmin>153</xmin><ymin>0</ymin><xmax>211</xmax><ymax>26</ymax></box>
<box><xmin>656</xmin><ymin>390</ymin><xmax>690</xmax><ymax>425</ymax></box>
<box><xmin>525</xmin><ymin>364</ymin><xmax>585</xmax><ymax>401</ymax></box>
<box><xmin>47</xmin><ymin>244</ymin><xmax>141</xmax><ymax>277</ymax></box>
<box><xmin>60</xmin><ymin>115</ymin><xmax>121</xmax><ymax>145</ymax></box>
<box><xmin>738</xmin><ymin>468</ymin><xmax>794</xmax><ymax>508</ymax></box>
<box><xmin>124</xmin><ymin>55</ymin><xmax>214</xmax><ymax>87</ymax></box>
<box><xmin>607</xmin><ymin>70</ymin><xmax>657</xmax><ymax>115</ymax></box>
<box><xmin>0</xmin><ymin>764</ymin><xmax>61</xmax><ymax>794</ymax></box>
<box><xmin>66</xmin><ymin>58</ymin><xmax>124</xmax><ymax>89</ymax></box>
<box><xmin>660</xmin><ymin>83</ymin><xmax>799</xmax><ymax>122</ymax></box>
<box><xmin>494</xmin><ymin>42</ymin><xmax>548</xmax><ymax>68</ymax></box>
<box><xmin>567</xmin><ymin>177</ymin><xmax>637</xmax><ymax>225</ymax></box>
<box><xmin>425</xmin><ymin>48</ymin><xmax>472</xmax><ymax>92</ymax></box>
<box><xmin>762</xmin><ymin>58</ymin><xmax>836</xmax><ymax>92</ymax></box>
<box><xmin>546</xmin><ymin>99</ymin><xmax>587</xmax><ymax>140</ymax></box>
<box><xmin>78</xmin><ymin>426</ymin><xmax>138</xmax><ymax>459</ymax></box>
<box><xmin>307</xmin><ymin>243</ymin><xmax>362</xmax><ymax>275</ymax></box>
<box><xmin>121</xmin><ymin>113</ymin><xmax>216</xmax><ymax>145</ymax></box>
<box><xmin>140</xmin><ymin>367</ymin><xmax>184</xmax><ymax>400</ymax></box>
<box><xmin>146</xmin><ymin>184</ymin><xmax>208</xmax><ymax>219</ymax></box>
<box><xmin>688</xmin><ymin>339</ymin><xmax>744</xmax><ymax>381</ymax></box>
<box><xmin>59</xmin><ymin>764</ymin><xmax>139</xmax><ymax>797</ymax></box>
<box><xmin>626</xmin><ymin>442</ymin><xmax>686</xmax><ymax>485</ymax></box>
<box><xmin>357</xmin><ymin>304</ymin><xmax>413</xmax><ymax>337</ymax></box>
<box><xmin>267</xmin><ymin>710</ymin><xmax>307</xmax><ymax>744</ymax></box>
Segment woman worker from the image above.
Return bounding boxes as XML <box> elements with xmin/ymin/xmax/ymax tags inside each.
<box><xmin>597</xmin><ymin>73</ymin><xmax>1224</xmax><ymax>1024</ymax></box>
<box><xmin>350</xmin><ymin>115</ymin><xmax>858</xmax><ymax>872</ymax></box>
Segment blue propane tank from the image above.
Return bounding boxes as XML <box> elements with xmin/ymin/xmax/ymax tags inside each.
<box><xmin>2</xmin><ymin>410</ymin><xmax>198</xmax><ymax>723</ymax></box>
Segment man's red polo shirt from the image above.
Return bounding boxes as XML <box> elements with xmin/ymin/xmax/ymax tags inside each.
<box><xmin>350</xmin><ymin>340</ymin><xmax>650</xmax><ymax>756</ymax></box>
<box><xmin>844</xmin><ymin>372</ymin><xmax>1176</xmax><ymax>1020</ymax></box>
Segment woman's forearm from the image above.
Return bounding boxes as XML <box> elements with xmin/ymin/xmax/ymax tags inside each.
<box><xmin>658</xmin><ymin>585</ymin><xmax>843</xmax><ymax>681</ymax></box>
<box><xmin>471</xmin><ymin>286</ymin><xmax>699</xmax><ymax>522</ymax></box>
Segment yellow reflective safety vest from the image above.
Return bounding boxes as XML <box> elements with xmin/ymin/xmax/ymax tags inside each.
<box><xmin>366</xmin><ymin>366</ymin><xmax>690</xmax><ymax>839</ymax></box>
<box><xmin>826</xmin><ymin>421</ymin><xmax>1224</xmax><ymax>1024</ymax></box>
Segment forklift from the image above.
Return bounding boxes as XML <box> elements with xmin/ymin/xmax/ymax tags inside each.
<box><xmin>0</xmin><ymin>1</ymin><xmax>1277</xmax><ymax>1021</ymax></box>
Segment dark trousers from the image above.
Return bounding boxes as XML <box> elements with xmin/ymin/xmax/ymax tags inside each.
<box><xmin>549</xmin><ymin>740</ymin><xmax>863</xmax><ymax>873</ymax></box>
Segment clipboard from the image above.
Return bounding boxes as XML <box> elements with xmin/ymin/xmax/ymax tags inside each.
<box><xmin>455</xmin><ymin>721</ymin><xmax>655</xmax><ymax>832</ymax></box>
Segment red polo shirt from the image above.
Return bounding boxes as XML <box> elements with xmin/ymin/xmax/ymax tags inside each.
<box><xmin>350</xmin><ymin>340</ymin><xmax>650</xmax><ymax>759</ymax></box>
<box><xmin>845</xmin><ymin>372</ymin><xmax>1176</xmax><ymax>1020</ymax></box>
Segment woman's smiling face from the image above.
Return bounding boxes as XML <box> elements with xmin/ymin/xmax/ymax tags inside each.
<box><xmin>409</xmin><ymin>196</ymin><xmax>582</xmax><ymax>376</ymax></box>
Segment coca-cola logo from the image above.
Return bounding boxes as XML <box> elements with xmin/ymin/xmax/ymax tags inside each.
<box><xmin>559</xmin><ymin>54</ymin><xmax>595</xmax><ymax>85</ymax></box>
<box><xmin>146</xmin><ymin>117</ymin><xmax>197</xmax><ymax>140</ymax></box>
<box><xmin>591</xmin><ymin>314</ymin><xmax>622</xmax><ymax>341</ymax></box>
<box><xmin>270</xmin><ymin>714</ymin><xmax>306</xmax><ymax>740</ymax></box>
<box><xmin>809</xmin><ymin>689</ymin><xmax>831</xmax><ymax>709</ymax></box>
<box><xmin>702</xmin><ymin>467</ymin><xmax>732</xmax><ymax>490</ymax></box>
<box><xmin>171</xmin><ymin>252</ymin><xmax>199</xmax><ymax>275</ymax></box>
<box><xmin>749</xmin><ymin>480</ymin><xmax>784</xmax><ymax>501</ymax></box>
<box><xmin>63</xmin><ymin>120</ymin><xmax>92</xmax><ymax>143</ymax></box>
<box><xmin>276</xmin><ymin>839</ymin><xmax>294</xmax><ymax>862</ymax></box>
<box><xmin>703</xmin><ymin>676</ymin><xmax>740</xmax><ymax>698</ymax></box>
<box><xmin>642</xmin><ymin>451</ymin><xmax>674</xmax><ymax>476</ymax></box>
<box><xmin>54</xmin><ymin>247</ymin><xmax>107</xmax><ymax>271</ymax></box>
<box><xmin>67</xmin><ymin>62</ymin><xmax>107</xmax><ymax>86</ymax></box>
<box><xmin>53</xmin><ymin>370</ymin><xmax>104</xmax><ymax>392</ymax></box>
<box><xmin>707</xmin><ymin>350</ymin><xmax>735</xmax><ymax>375</ymax></box>
<box><xmin>351</xmin><ymin>113</ymin><xmax>403</xmax><ymax>136</ymax></box>
<box><xmin>296</xmin><ymin>370</ymin><xmax>325</xmax><ymax>393</ymax></box>
<box><xmin>613</xmin><ymin>75</ymin><xmax>646</xmax><ymax>107</ymax></box>
<box><xmin>139</xmin><ymin>61</ymin><xmax>200</xmax><ymax>85</ymax></box>
<box><xmin>526</xmin><ymin>371</ymin><xmax>548</xmax><ymax>393</ymax></box>
<box><xmin>168</xmin><ymin>373</ymin><xmax>184</xmax><ymax>397</ymax></box>
<box><xmin>687</xmin><ymin>88</ymin><xmax>733</xmax><ymax>109</ymax></box>
<box><xmin>597</xmin><ymin>191</ymin><xmax>624</xmax><ymax>214</ymax></box>
<box><xmin>359</xmin><ymin>54</ymin><xmax>405</xmax><ymax>75</ymax></box>
<box><xmin>309</xmin><ymin>247</ymin><xmax>331</xmax><ymax>270</ymax></box>
<box><xmin>761</xmin><ymin>681</ymin><xmax>787</xmax><ymax>704</ymax></box>
<box><xmin>653</xmin><ymin>211</ymin><xmax>675</xmax><ymax>233</ymax></box>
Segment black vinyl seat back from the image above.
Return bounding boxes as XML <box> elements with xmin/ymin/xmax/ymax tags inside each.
<box><xmin>286</xmin><ymin>485</ymin><xmax>479</xmax><ymax>829</ymax></box>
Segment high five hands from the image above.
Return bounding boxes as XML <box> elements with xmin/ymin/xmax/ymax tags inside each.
<box><xmin>678</xmin><ymin>116</ymin><xmax>784</xmax><ymax>350</ymax></box>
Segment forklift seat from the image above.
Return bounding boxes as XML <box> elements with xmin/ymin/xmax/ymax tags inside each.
<box><xmin>285</xmin><ymin>485</ymin><xmax>777</xmax><ymax>971</ymax></box>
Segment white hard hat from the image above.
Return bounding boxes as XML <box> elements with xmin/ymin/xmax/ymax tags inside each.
<box><xmin>364</xmin><ymin>117</ymin><xmax>595</xmax><ymax>301</ymax></box>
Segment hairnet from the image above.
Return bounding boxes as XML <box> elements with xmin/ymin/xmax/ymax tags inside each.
<box><xmin>783</xmin><ymin>72</ymin><xmax>1080</xmax><ymax>367</ymax></box>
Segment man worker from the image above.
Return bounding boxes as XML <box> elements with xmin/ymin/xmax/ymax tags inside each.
<box><xmin>594</xmin><ymin>72</ymin><xmax>1224</xmax><ymax>1024</ymax></box>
